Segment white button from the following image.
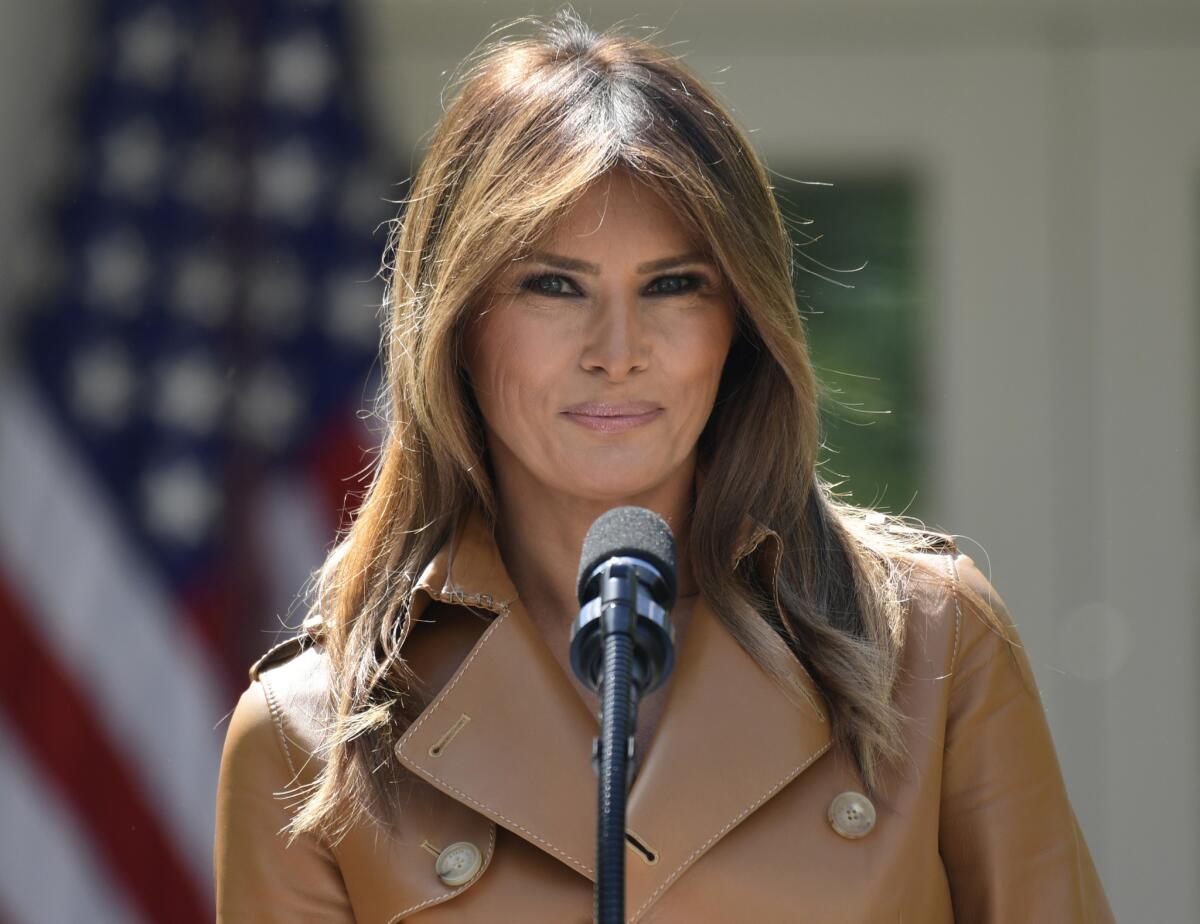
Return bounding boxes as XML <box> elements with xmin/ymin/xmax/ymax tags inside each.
<box><xmin>828</xmin><ymin>791</ymin><xmax>876</xmax><ymax>839</ymax></box>
<box><xmin>435</xmin><ymin>841</ymin><xmax>482</xmax><ymax>887</ymax></box>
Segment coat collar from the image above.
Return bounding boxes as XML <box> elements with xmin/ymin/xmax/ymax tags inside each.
<box><xmin>392</xmin><ymin>505</ymin><xmax>831</xmax><ymax>921</ymax></box>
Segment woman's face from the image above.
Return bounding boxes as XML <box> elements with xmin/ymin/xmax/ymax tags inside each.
<box><xmin>464</xmin><ymin>170</ymin><xmax>737</xmax><ymax>506</ymax></box>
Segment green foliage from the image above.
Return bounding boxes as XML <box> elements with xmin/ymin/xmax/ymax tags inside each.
<box><xmin>774</xmin><ymin>174</ymin><xmax>927</xmax><ymax>519</ymax></box>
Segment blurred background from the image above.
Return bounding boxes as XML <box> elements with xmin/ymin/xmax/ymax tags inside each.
<box><xmin>0</xmin><ymin>1</ymin><xmax>1195</xmax><ymax>921</ymax></box>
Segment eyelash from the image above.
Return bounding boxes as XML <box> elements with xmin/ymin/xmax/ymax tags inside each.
<box><xmin>517</xmin><ymin>272</ymin><xmax>709</xmax><ymax>298</ymax></box>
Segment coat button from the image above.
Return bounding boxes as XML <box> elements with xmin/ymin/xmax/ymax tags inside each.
<box><xmin>828</xmin><ymin>791</ymin><xmax>876</xmax><ymax>839</ymax></box>
<box><xmin>435</xmin><ymin>841</ymin><xmax>482</xmax><ymax>887</ymax></box>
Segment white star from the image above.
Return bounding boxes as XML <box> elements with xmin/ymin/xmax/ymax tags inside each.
<box><xmin>84</xmin><ymin>226</ymin><xmax>151</xmax><ymax>314</ymax></box>
<box><xmin>323</xmin><ymin>268</ymin><xmax>383</xmax><ymax>348</ymax></box>
<box><xmin>69</xmin><ymin>340</ymin><xmax>138</xmax><ymax>429</ymax></box>
<box><xmin>263</xmin><ymin>29</ymin><xmax>336</xmax><ymax>113</ymax></box>
<box><xmin>113</xmin><ymin>5</ymin><xmax>182</xmax><ymax>91</ymax></box>
<box><xmin>100</xmin><ymin>117</ymin><xmax>165</xmax><ymax>202</ymax></box>
<box><xmin>170</xmin><ymin>248</ymin><xmax>235</xmax><ymax>326</ymax></box>
<box><xmin>177</xmin><ymin>142</ymin><xmax>244</xmax><ymax>215</ymax></box>
<box><xmin>151</xmin><ymin>350</ymin><xmax>230</xmax><ymax>436</ymax></box>
<box><xmin>140</xmin><ymin>458</ymin><xmax>222</xmax><ymax>546</ymax></box>
<box><xmin>254</xmin><ymin>139</ymin><xmax>322</xmax><ymax>226</ymax></box>
<box><xmin>233</xmin><ymin>362</ymin><xmax>304</xmax><ymax>452</ymax></box>
<box><xmin>247</xmin><ymin>252</ymin><xmax>307</xmax><ymax>336</ymax></box>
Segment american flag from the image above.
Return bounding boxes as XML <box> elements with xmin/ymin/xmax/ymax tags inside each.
<box><xmin>0</xmin><ymin>1</ymin><xmax>394</xmax><ymax>921</ymax></box>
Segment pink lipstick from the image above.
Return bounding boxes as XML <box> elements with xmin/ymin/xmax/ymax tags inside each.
<box><xmin>561</xmin><ymin>401</ymin><xmax>663</xmax><ymax>433</ymax></box>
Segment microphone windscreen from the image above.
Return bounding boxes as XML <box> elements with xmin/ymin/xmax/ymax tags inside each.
<box><xmin>576</xmin><ymin>506</ymin><xmax>677</xmax><ymax>606</ymax></box>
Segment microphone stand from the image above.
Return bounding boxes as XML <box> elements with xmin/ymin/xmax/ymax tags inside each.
<box><xmin>596</xmin><ymin>568</ymin><xmax>636</xmax><ymax>924</ymax></box>
<box><xmin>571</xmin><ymin>561</ymin><xmax>675</xmax><ymax>924</ymax></box>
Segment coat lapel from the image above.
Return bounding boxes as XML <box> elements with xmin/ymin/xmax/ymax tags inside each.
<box><xmin>394</xmin><ymin>507</ymin><xmax>832</xmax><ymax>920</ymax></box>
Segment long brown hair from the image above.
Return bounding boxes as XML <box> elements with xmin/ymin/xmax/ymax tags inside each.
<box><xmin>289</xmin><ymin>6</ymin><xmax>975</xmax><ymax>845</ymax></box>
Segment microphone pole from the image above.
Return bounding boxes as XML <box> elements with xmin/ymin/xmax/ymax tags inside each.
<box><xmin>570</xmin><ymin>507</ymin><xmax>678</xmax><ymax>924</ymax></box>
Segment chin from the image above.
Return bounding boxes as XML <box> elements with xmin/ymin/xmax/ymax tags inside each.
<box><xmin>558</xmin><ymin>466</ymin><xmax>669</xmax><ymax>504</ymax></box>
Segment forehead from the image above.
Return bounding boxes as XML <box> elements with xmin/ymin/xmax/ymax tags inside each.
<box><xmin>535</xmin><ymin>171</ymin><xmax>701</xmax><ymax>251</ymax></box>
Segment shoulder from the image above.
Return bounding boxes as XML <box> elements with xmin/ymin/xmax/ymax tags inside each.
<box><xmin>863</xmin><ymin>516</ymin><xmax>967</xmax><ymax>640</ymax></box>
<box><xmin>249</xmin><ymin>631</ymin><xmax>317</xmax><ymax>681</ymax></box>
<box><xmin>897</xmin><ymin>545</ymin><xmax>1031</xmax><ymax>706</ymax></box>
<box><xmin>885</xmin><ymin>534</ymin><xmax>1020</xmax><ymax>683</ymax></box>
<box><xmin>248</xmin><ymin>610</ymin><xmax>329</xmax><ymax>681</ymax></box>
<box><xmin>227</xmin><ymin>622</ymin><xmax>336</xmax><ymax>780</ymax></box>
<box><xmin>943</xmin><ymin>552</ymin><xmax>1033</xmax><ymax>694</ymax></box>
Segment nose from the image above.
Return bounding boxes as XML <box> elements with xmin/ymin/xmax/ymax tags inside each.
<box><xmin>579</xmin><ymin>296</ymin><xmax>650</xmax><ymax>380</ymax></box>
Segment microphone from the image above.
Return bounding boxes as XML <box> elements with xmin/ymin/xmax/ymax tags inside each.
<box><xmin>569</xmin><ymin>506</ymin><xmax>678</xmax><ymax>924</ymax></box>
<box><xmin>570</xmin><ymin>506</ymin><xmax>678</xmax><ymax>716</ymax></box>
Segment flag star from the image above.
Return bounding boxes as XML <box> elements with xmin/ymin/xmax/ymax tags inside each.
<box><xmin>177</xmin><ymin>142</ymin><xmax>244</xmax><ymax>215</ymax></box>
<box><xmin>84</xmin><ymin>226</ymin><xmax>151</xmax><ymax>314</ymax></box>
<box><xmin>263</xmin><ymin>30</ymin><xmax>336</xmax><ymax>113</ymax></box>
<box><xmin>151</xmin><ymin>351</ymin><xmax>229</xmax><ymax>436</ymax></box>
<box><xmin>247</xmin><ymin>252</ymin><xmax>308</xmax><ymax>336</ymax></box>
<box><xmin>171</xmin><ymin>248</ymin><xmax>235</xmax><ymax>326</ymax></box>
<box><xmin>113</xmin><ymin>5</ymin><xmax>182</xmax><ymax>91</ymax></box>
<box><xmin>100</xmin><ymin>117</ymin><xmax>166</xmax><ymax>202</ymax></box>
<box><xmin>69</xmin><ymin>340</ymin><xmax>138</xmax><ymax>429</ymax></box>
<box><xmin>140</xmin><ymin>458</ymin><xmax>222</xmax><ymax>546</ymax></box>
<box><xmin>254</xmin><ymin>139</ymin><xmax>322</xmax><ymax>226</ymax></box>
<box><xmin>233</xmin><ymin>362</ymin><xmax>304</xmax><ymax>452</ymax></box>
<box><xmin>323</xmin><ymin>269</ymin><xmax>383</xmax><ymax>348</ymax></box>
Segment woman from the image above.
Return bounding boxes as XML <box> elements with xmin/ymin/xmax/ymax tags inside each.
<box><xmin>214</xmin><ymin>9</ymin><xmax>1113</xmax><ymax>922</ymax></box>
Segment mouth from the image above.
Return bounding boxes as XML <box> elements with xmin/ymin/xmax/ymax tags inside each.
<box><xmin>560</xmin><ymin>401</ymin><xmax>663</xmax><ymax>433</ymax></box>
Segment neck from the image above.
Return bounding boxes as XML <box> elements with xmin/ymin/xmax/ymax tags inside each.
<box><xmin>489</xmin><ymin>458</ymin><xmax>699</xmax><ymax>632</ymax></box>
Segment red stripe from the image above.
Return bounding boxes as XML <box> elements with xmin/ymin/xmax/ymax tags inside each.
<box><xmin>303</xmin><ymin>403</ymin><xmax>375</xmax><ymax>536</ymax></box>
<box><xmin>179</xmin><ymin>564</ymin><xmax>252</xmax><ymax>698</ymax></box>
<box><xmin>0</xmin><ymin>574</ymin><xmax>211</xmax><ymax>924</ymax></box>
<box><xmin>183</xmin><ymin>405</ymin><xmax>374</xmax><ymax>689</ymax></box>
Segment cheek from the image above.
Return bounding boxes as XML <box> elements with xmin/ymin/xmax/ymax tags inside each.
<box><xmin>466</xmin><ymin>309</ymin><xmax>565</xmax><ymax>432</ymax></box>
<box><xmin>671</xmin><ymin>312</ymin><xmax>735</xmax><ymax>397</ymax></box>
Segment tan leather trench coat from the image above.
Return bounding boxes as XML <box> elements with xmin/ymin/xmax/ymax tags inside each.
<box><xmin>214</xmin><ymin>507</ymin><xmax>1114</xmax><ymax>922</ymax></box>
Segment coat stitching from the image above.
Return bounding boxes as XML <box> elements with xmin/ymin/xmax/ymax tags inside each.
<box><xmin>259</xmin><ymin>676</ymin><xmax>298</xmax><ymax>778</ymax></box>
<box><xmin>945</xmin><ymin>554</ymin><xmax>963</xmax><ymax>676</ymax></box>
<box><xmin>386</xmin><ymin>819</ymin><xmax>497</xmax><ymax>922</ymax></box>
<box><xmin>630</xmin><ymin>738</ymin><xmax>834</xmax><ymax>922</ymax></box>
<box><xmin>404</xmin><ymin>763</ymin><xmax>592</xmax><ymax>874</ymax></box>
<box><xmin>396</xmin><ymin>607</ymin><xmax>594</xmax><ymax>876</ymax></box>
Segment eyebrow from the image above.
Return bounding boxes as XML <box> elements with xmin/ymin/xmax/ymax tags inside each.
<box><xmin>523</xmin><ymin>249</ymin><xmax>714</xmax><ymax>275</ymax></box>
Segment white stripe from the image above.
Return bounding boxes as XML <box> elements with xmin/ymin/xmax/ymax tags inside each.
<box><xmin>256</xmin><ymin>473</ymin><xmax>330</xmax><ymax>632</ymax></box>
<box><xmin>0</xmin><ymin>715</ymin><xmax>148</xmax><ymax>924</ymax></box>
<box><xmin>0</xmin><ymin>371</ymin><xmax>224</xmax><ymax>890</ymax></box>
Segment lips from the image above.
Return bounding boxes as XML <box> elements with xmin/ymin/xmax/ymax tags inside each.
<box><xmin>561</xmin><ymin>401</ymin><xmax>663</xmax><ymax>433</ymax></box>
<box><xmin>562</xmin><ymin>401</ymin><xmax>661</xmax><ymax>417</ymax></box>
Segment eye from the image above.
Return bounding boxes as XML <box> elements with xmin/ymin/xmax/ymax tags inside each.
<box><xmin>647</xmin><ymin>273</ymin><xmax>707</xmax><ymax>295</ymax></box>
<box><xmin>519</xmin><ymin>273</ymin><xmax>580</xmax><ymax>297</ymax></box>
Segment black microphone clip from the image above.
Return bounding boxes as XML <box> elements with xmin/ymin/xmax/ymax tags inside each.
<box><xmin>570</xmin><ymin>556</ymin><xmax>676</xmax><ymax>702</ymax></box>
